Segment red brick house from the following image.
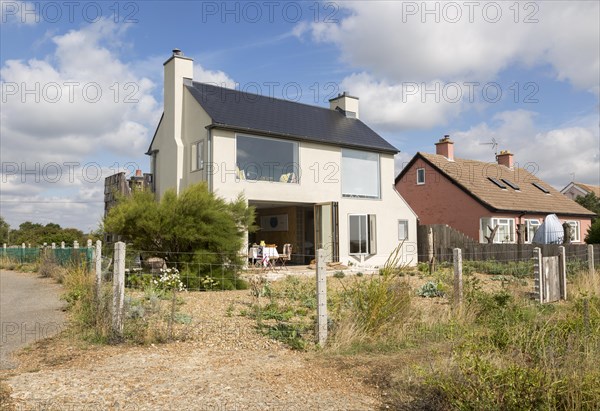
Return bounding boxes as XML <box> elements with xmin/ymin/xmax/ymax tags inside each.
<box><xmin>395</xmin><ymin>136</ymin><xmax>596</xmax><ymax>243</ymax></box>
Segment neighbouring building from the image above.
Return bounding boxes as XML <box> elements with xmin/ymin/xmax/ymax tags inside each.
<box><xmin>395</xmin><ymin>136</ymin><xmax>596</xmax><ymax>244</ymax></box>
<box><xmin>104</xmin><ymin>170</ymin><xmax>153</xmax><ymax>243</ymax></box>
<box><xmin>146</xmin><ymin>49</ymin><xmax>418</xmax><ymax>266</ymax></box>
<box><xmin>560</xmin><ymin>182</ymin><xmax>600</xmax><ymax>200</ymax></box>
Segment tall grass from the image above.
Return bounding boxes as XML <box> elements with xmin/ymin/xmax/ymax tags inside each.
<box><xmin>411</xmin><ymin>269</ymin><xmax>600</xmax><ymax>410</ymax></box>
<box><xmin>328</xmin><ymin>243</ymin><xmax>413</xmax><ymax>352</ymax></box>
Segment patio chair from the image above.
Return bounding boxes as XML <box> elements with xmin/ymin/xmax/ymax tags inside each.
<box><xmin>277</xmin><ymin>243</ymin><xmax>292</xmax><ymax>269</ymax></box>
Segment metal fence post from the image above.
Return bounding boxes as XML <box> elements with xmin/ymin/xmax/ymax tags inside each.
<box><xmin>112</xmin><ymin>241</ymin><xmax>126</xmax><ymax>337</ymax></box>
<box><xmin>558</xmin><ymin>245</ymin><xmax>567</xmax><ymax>300</ymax></box>
<box><xmin>21</xmin><ymin>243</ymin><xmax>25</xmax><ymax>264</ymax></box>
<box><xmin>589</xmin><ymin>245</ymin><xmax>595</xmax><ymax>275</ymax></box>
<box><xmin>453</xmin><ymin>248</ymin><xmax>463</xmax><ymax>309</ymax></box>
<box><xmin>316</xmin><ymin>248</ymin><xmax>328</xmax><ymax>347</ymax></box>
<box><xmin>533</xmin><ymin>247</ymin><xmax>543</xmax><ymax>303</ymax></box>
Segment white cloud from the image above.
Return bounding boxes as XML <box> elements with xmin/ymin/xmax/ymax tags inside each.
<box><xmin>450</xmin><ymin>110</ymin><xmax>600</xmax><ymax>188</ymax></box>
<box><xmin>297</xmin><ymin>1</ymin><xmax>600</xmax><ymax>132</ymax></box>
<box><xmin>0</xmin><ymin>1</ymin><xmax>38</xmax><ymax>25</ymax></box>
<box><xmin>0</xmin><ymin>20</ymin><xmax>160</xmax><ymax>230</ymax></box>
<box><xmin>303</xmin><ymin>2</ymin><xmax>599</xmax><ymax>93</ymax></box>
<box><xmin>340</xmin><ymin>72</ymin><xmax>464</xmax><ymax>130</ymax></box>
<box><xmin>193</xmin><ymin>64</ymin><xmax>236</xmax><ymax>89</ymax></box>
<box><xmin>1</xmin><ymin>21</ymin><xmax>159</xmax><ymax>163</ymax></box>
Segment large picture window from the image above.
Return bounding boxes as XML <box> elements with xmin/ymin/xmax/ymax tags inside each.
<box><xmin>342</xmin><ymin>149</ymin><xmax>380</xmax><ymax>198</ymax></box>
<box><xmin>349</xmin><ymin>214</ymin><xmax>377</xmax><ymax>255</ymax></box>
<box><xmin>236</xmin><ymin>134</ymin><xmax>299</xmax><ymax>182</ymax></box>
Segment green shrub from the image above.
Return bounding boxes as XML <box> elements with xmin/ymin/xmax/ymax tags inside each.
<box><xmin>417</xmin><ymin>281</ymin><xmax>445</xmax><ymax>298</ymax></box>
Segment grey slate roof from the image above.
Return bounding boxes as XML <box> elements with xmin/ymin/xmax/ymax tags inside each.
<box><xmin>185</xmin><ymin>81</ymin><xmax>398</xmax><ymax>154</ymax></box>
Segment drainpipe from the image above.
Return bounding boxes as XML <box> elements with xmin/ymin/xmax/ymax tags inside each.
<box><xmin>207</xmin><ymin>127</ymin><xmax>213</xmax><ymax>192</ymax></box>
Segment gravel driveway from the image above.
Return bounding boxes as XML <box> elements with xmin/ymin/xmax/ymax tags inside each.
<box><xmin>3</xmin><ymin>287</ymin><xmax>380</xmax><ymax>410</ymax></box>
<box><xmin>0</xmin><ymin>270</ymin><xmax>66</xmax><ymax>370</ymax></box>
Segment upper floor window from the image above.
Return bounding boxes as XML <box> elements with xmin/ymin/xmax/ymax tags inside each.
<box><xmin>342</xmin><ymin>149</ymin><xmax>380</xmax><ymax>198</ymax></box>
<box><xmin>236</xmin><ymin>134</ymin><xmax>299</xmax><ymax>183</ymax></box>
<box><xmin>417</xmin><ymin>168</ymin><xmax>425</xmax><ymax>185</ymax></box>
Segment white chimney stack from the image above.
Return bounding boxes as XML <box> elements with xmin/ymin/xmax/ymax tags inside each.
<box><xmin>329</xmin><ymin>91</ymin><xmax>359</xmax><ymax>119</ymax></box>
<box><xmin>163</xmin><ymin>49</ymin><xmax>193</xmax><ymax>194</ymax></box>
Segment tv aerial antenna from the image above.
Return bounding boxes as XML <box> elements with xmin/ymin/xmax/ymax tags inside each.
<box><xmin>480</xmin><ymin>137</ymin><xmax>499</xmax><ymax>158</ymax></box>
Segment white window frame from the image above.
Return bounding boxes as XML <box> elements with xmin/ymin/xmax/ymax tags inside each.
<box><xmin>398</xmin><ymin>220</ymin><xmax>409</xmax><ymax>241</ymax></box>
<box><xmin>525</xmin><ymin>219</ymin><xmax>540</xmax><ymax>244</ymax></box>
<box><xmin>493</xmin><ymin>218</ymin><xmax>515</xmax><ymax>243</ymax></box>
<box><xmin>349</xmin><ymin>214</ymin><xmax>377</xmax><ymax>255</ymax></box>
<box><xmin>191</xmin><ymin>140</ymin><xmax>204</xmax><ymax>171</ymax></box>
<box><xmin>341</xmin><ymin>149</ymin><xmax>380</xmax><ymax>199</ymax></box>
<box><xmin>565</xmin><ymin>220</ymin><xmax>580</xmax><ymax>242</ymax></box>
<box><xmin>417</xmin><ymin>168</ymin><xmax>425</xmax><ymax>185</ymax></box>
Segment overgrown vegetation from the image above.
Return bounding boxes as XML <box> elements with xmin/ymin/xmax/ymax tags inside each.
<box><xmin>243</xmin><ymin>276</ymin><xmax>316</xmax><ymax>350</ymax></box>
<box><xmin>104</xmin><ymin>182</ymin><xmax>255</xmax><ymax>289</ymax></box>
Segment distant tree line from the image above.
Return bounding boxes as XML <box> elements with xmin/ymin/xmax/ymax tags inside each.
<box><xmin>0</xmin><ymin>216</ymin><xmax>96</xmax><ymax>246</ymax></box>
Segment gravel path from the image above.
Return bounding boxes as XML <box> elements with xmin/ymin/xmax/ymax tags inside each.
<box><xmin>4</xmin><ymin>288</ymin><xmax>381</xmax><ymax>410</ymax></box>
<box><xmin>0</xmin><ymin>270</ymin><xmax>66</xmax><ymax>370</ymax></box>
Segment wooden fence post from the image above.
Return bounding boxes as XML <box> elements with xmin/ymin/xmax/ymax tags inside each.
<box><xmin>316</xmin><ymin>248</ymin><xmax>328</xmax><ymax>347</ymax></box>
<box><xmin>112</xmin><ymin>241</ymin><xmax>126</xmax><ymax>337</ymax></box>
<box><xmin>558</xmin><ymin>245</ymin><xmax>567</xmax><ymax>300</ymax></box>
<box><xmin>428</xmin><ymin>227</ymin><xmax>435</xmax><ymax>274</ymax></box>
<box><xmin>95</xmin><ymin>240</ymin><xmax>102</xmax><ymax>301</ymax></box>
<box><xmin>533</xmin><ymin>247</ymin><xmax>543</xmax><ymax>303</ymax></box>
<box><xmin>453</xmin><ymin>248</ymin><xmax>463</xmax><ymax>309</ymax></box>
<box><xmin>588</xmin><ymin>245</ymin><xmax>595</xmax><ymax>276</ymax></box>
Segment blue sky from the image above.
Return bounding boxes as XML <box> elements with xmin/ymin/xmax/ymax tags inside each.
<box><xmin>1</xmin><ymin>1</ymin><xmax>599</xmax><ymax>231</ymax></box>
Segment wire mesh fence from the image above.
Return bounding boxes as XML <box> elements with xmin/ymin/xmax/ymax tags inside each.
<box><xmin>0</xmin><ymin>245</ymin><xmax>93</xmax><ymax>267</ymax></box>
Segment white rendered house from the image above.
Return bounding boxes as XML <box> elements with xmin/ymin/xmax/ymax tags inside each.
<box><xmin>147</xmin><ymin>49</ymin><xmax>418</xmax><ymax>267</ymax></box>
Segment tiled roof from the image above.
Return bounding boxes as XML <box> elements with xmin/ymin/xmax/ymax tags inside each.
<box><xmin>185</xmin><ymin>81</ymin><xmax>398</xmax><ymax>154</ymax></box>
<box><xmin>575</xmin><ymin>182</ymin><xmax>600</xmax><ymax>197</ymax></box>
<box><xmin>408</xmin><ymin>153</ymin><xmax>596</xmax><ymax>217</ymax></box>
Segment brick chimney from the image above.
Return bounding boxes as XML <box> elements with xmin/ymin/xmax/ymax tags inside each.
<box><xmin>435</xmin><ymin>135</ymin><xmax>454</xmax><ymax>161</ymax></box>
<box><xmin>497</xmin><ymin>150</ymin><xmax>514</xmax><ymax>169</ymax></box>
<box><xmin>329</xmin><ymin>92</ymin><xmax>359</xmax><ymax>119</ymax></box>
